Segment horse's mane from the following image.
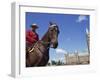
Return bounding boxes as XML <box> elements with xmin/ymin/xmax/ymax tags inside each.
<box><xmin>41</xmin><ymin>29</ymin><xmax>50</xmax><ymax>41</ymax></box>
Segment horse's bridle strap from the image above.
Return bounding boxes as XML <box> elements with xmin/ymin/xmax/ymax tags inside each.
<box><xmin>40</xmin><ymin>41</ymin><xmax>50</xmax><ymax>45</ymax></box>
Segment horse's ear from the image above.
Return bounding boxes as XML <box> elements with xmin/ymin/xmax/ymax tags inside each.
<box><xmin>49</xmin><ymin>22</ymin><xmax>53</xmax><ymax>25</ymax></box>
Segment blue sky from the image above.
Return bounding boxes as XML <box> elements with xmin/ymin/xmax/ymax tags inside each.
<box><xmin>26</xmin><ymin>12</ymin><xmax>90</xmax><ymax>61</ymax></box>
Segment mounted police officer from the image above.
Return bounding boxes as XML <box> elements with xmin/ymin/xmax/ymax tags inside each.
<box><xmin>26</xmin><ymin>23</ymin><xmax>39</xmax><ymax>48</ymax></box>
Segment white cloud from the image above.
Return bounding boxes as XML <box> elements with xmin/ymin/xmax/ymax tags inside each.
<box><xmin>76</xmin><ymin>15</ymin><xmax>87</xmax><ymax>22</ymax></box>
<box><xmin>55</xmin><ymin>48</ymin><xmax>67</xmax><ymax>54</ymax></box>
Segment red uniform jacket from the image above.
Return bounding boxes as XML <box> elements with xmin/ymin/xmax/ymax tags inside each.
<box><xmin>26</xmin><ymin>30</ymin><xmax>39</xmax><ymax>47</ymax></box>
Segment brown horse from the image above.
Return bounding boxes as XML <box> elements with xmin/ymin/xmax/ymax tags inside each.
<box><xmin>26</xmin><ymin>22</ymin><xmax>60</xmax><ymax>67</ymax></box>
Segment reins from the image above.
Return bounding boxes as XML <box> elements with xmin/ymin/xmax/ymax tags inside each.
<box><xmin>29</xmin><ymin>40</ymin><xmax>51</xmax><ymax>53</ymax></box>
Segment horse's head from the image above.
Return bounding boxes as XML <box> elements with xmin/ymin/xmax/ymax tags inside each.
<box><xmin>48</xmin><ymin>22</ymin><xmax>60</xmax><ymax>49</ymax></box>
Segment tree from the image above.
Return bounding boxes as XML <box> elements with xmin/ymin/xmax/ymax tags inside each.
<box><xmin>56</xmin><ymin>60</ymin><xmax>63</xmax><ymax>65</ymax></box>
<box><xmin>51</xmin><ymin>60</ymin><xmax>56</xmax><ymax>65</ymax></box>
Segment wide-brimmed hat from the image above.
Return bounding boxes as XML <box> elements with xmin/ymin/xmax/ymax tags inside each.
<box><xmin>30</xmin><ymin>23</ymin><xmax>38</xmax><ymax>29</ymax></box>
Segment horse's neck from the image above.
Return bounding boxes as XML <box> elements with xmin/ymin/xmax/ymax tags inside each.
<box><xmin>41</xmin><ymin>31</ymin><xmax>49</xmax><ymax>42</ymax></box>
<box><xmin>41</xmin><ymin>31</ymin><xmax>50</xmax><ymax>48</ymax></box>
